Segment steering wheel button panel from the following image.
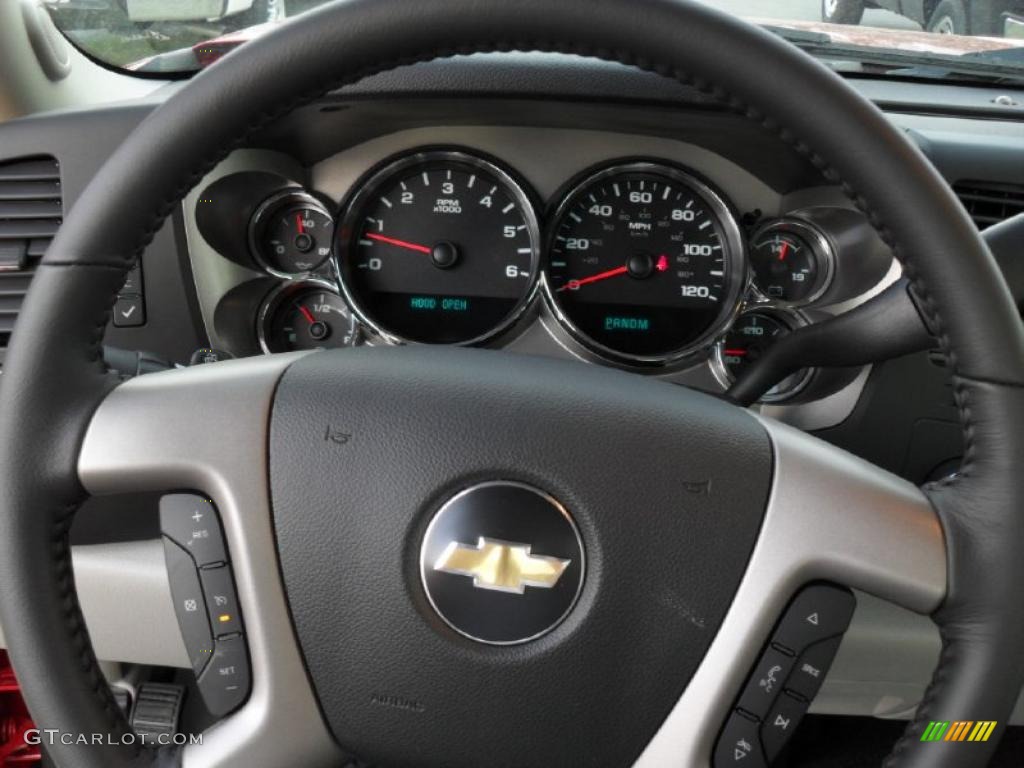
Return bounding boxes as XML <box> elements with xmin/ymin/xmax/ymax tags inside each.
<box><xmin>197</xmin><ymin>635</ymin><xmax>251</xmax><ymax>717</ymax></box>
<box><xmin>761</xmin><ymin>691</ymin><xmax>809</xmax><ymax>762</ymax></box>
<box><xmin>736</xmin><ymin>645</ymin><xmax>796</xmax><ymax>721</ymax></box>
<box><xmin>770</xmin><ymin>584</ymin><xmax>856</xmax><ymax>655</ymax></box>
<box><xmin>199</xmin><ymin>566</ymin><xmax>244</xmax><ymax>638</ymax></box>
<box><xmin>162</xmin><ymin>539</ymin><xmax>214</xmax><ymax>675</ymax></box>
<box><xmin>159</xmin><ymin>493</ymin><xmax>227</xmax><ymax>567</ymax></box>
<box><xmin>162</xmin><ymin>493</ymin><xmax>252</xmax><ymax>717</ymax></box>
<box><xmin>715</xmin><ymin>584</ymin><xmax>853</xmax><ymax>763</ymax></box>
<box><xmin>714</xmin><ymin>710</ymin><xmax>767</xmax><ymax>768</ymax></box>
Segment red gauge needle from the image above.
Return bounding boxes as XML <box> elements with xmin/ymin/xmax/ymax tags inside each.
<box><xmin>296</xmin><ymin>213</ymin><xmax>305</xmax><ymax>235</ymax></box>
<box><xmin>557</xmin><ymin>265</ymin><xmax>630</xmax><ymax>292</ymax></box>
<box><xmin>777</xmin><ymin>241</ymin><xmax>790</xmax><ymax>262</ymax></box>
<box><xmin>364</xmin><ymin>232</ymin><xmax>432</xmax><ymax>254</ymax></box>
<box><xmin>724</xmin><ymin>349</ymin><xmax>748</xmax><ymax>356</ymax></box>
<box><xmin>298</xmin><ymin>305</ymin><xmax>316</xmax><ymax>325</ymax></box>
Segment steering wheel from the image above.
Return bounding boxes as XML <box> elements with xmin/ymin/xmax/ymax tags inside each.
<box><xmin>2</xmin><ymin>1</ymin><xmax>1023</xmax><ymax>767</ymax></box>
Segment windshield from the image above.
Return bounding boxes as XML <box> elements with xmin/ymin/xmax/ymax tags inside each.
<box><xmin>47</xmin><ymin>0</ymin><xmax>1024</xmax><ymax>79</ymax></box>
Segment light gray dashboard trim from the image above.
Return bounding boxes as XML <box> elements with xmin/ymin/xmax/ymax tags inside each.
<box><xmin>633</xmin><ymin>415</ymin><xmax>946</xmax><ymax>767</ymax></box>
<box><xmin>182</xmin><ymin>149</ymin><xmax>307</xmax><ymax>352</ymax></box>
<box><xmin>0</xmin><ymin>540</ymin><xmax>187</xmax><ymax>668</ymax></box>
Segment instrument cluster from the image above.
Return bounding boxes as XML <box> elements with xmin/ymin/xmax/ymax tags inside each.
<box><xmin>201</xmin><ymin>146</ymin><xmax>890</xmax><ymax>403</ymax></box>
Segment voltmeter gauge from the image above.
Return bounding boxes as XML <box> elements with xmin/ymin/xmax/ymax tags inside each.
<box><xmin>749</xmin><ymin>219</ymin><xmax>834</xmax><ymax>306</ymax></box>
<box><xmin>711</xmin><ymin>308</ymin><xmax>813</xmax><ymax>403</ymax></box>
<box><xmin>250</xmin><ymin>191</ymin><xmax>335</xmax><ymax>278</ymax></box>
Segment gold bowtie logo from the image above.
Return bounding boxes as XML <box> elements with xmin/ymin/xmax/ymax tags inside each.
<box><xmin>434</xmin><ymin>537</ymin><xmax>570</xmax><ymax>594</ymax></box>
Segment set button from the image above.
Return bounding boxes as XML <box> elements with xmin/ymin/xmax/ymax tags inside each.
<box><xmin>197</xmin><ymin>635</ymin><xmax>251</xmax><ymax>717</ymax></box>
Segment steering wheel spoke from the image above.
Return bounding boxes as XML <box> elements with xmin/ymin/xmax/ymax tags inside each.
<box><xmin>79</xmin><ymin>353</ymin><xmax>342</xmax><ymax>768</ymax></box>
<box><xmin>638</xmin><ymin>416</ymin><xmax>946</xmax><ymax>765</ymax></box>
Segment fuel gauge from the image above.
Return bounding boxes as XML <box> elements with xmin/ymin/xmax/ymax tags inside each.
<box><xmin>259</xmin><ymin>282</ymin><xmax>359</xmax><ymax>353</ymax></box>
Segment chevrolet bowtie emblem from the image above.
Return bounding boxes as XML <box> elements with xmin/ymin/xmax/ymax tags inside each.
<box><xmin>434</xmin><ymin>537</ymin><xmax>570</xmax><ymax>594</ymax></box>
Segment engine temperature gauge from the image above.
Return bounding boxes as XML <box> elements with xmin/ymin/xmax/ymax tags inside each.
<box><xmin>259</xmin><ymin>282</ymin><xmax>359</xmax><ymax>353</ymax></box>
<box><xmin>749</xmin><ymin>220</ymin><xmax>834</xmax><ymax>306</ymax></box>
<box><xmin>250</xmin><ymin>191</ymin><xmax>335</xmax><ymax>278</ymax></box>
<box><xmin>711</xmin><ymin>309</ymin><xmax>813</xmax><ymax>403</ymax></box>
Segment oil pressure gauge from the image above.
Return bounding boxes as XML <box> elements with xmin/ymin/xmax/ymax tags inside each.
<box><xmin>250</xmin><ymin>191</ymin><xmax>335</xmax><ymax>278</ymax></box>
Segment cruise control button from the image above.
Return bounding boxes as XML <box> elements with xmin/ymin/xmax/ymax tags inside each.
<box><xmin>714</xmin><ymin>711</ymin><xmax>767</xmax><ymax>768</ymax></box>
<box><xmin>772</xmin><ymin>585</ymin><xmax>855</xmax><ymax>655</ymax></box>
<box><xmin>163</xmin><ymin>539</ymin><xmax>214</xmax><ymax>674</ymax></box>
<box><xmin>761</xmin><ymin>692</ymin><xmax>808</xmax><ymax>762</ymax></box>
<box><xmin>160</xmin><ymin>494</ymin><xmax>227</xmax><ymax>567</ymax></box>
<box><xmin>199</xmin><ymin>566</ymin><xmax>243</xmax><ymax>637</ymax></box>
<box><xmin>737</xmin><ymin>646</ymin><xmax>795</xmax><ymax>720</ymax></box>
<box><xmin>197</xmin><ymin>635</ymin><xmax>250</xmax><ymax>717</ymax></box>
<box><xmin>785</xmin><ymin>636</ymin><xmax>842</xmax><ymax>702</ymax></box>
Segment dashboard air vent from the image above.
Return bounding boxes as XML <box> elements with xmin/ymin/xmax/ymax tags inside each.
<box><xmin>953</xmin><ymin>180</ymin><xmax>1024</xmax><ymax>230</ymax></box>
<box><xmin>0</xmin><ymin>156</ymin><xmax>62</xmax><ymax>365</ymax></box>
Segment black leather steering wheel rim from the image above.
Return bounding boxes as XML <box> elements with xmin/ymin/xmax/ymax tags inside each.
<box><xmin>2</xmin><ymin>1</ymin><xmax>1024</xmax><ymax>766</ymax></box>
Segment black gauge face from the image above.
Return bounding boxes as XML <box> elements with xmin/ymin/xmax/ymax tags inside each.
<box><xmin>715</xmin><ymin>311</ymin><xmax>809</xmax><ymax>402</ymax></box>
<box><xmin>544</xmin><ymin>163</ymin><xmax>744</xmax><ymax>362</ymax></box>
<box><xmin>750</xmin><ymin>223</ymin><xmax>831</xmax><ymax>305</ymax></box>
<box><xmin>251</xmin><ymin>193</ymin><xmax>334</xmax><ymax>276</ymax></box>
<box><xmin>261</xmin><ymin>285</ymin><xmax>359</xmax><ymax>353</ymax></box>
<box><xmin>337</xmin><ymin>151</ymin><xmax>540</xmax><ymax>345</ymax></box>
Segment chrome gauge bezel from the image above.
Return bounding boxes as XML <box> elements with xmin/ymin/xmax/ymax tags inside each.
<box><xmin>709</xmin><ymin>305</ymin><xmax>815</xmax><ymax>404</ymax></box>
<box><xmin>334</xmin><ymin>149</ymin><xmax>543</xmax><ymax>347</ymax></box>
<box><xmin>540</xmin><ymin>161</ymin><xmax>748</xmax><ymax>369</ymax></box>
<box><xmin>748</xmin><ymin>217</ymin><xmax>836</xmax><ymax>307</ymax></box>
<box><xmin>256</xmin><ymin>278</ymin><xmax>358</xmax><ymax>355</ymax></box>
<box><xmin>249</xmin><ymin>190</ymin><xmax>336</xmax><ymax>280</ymax></box>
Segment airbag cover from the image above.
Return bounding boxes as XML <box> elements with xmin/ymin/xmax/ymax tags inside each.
<box><xmin>269</xmin><ymin>347</ymin><xmax>771</xmax><ymax>767</ymax></box>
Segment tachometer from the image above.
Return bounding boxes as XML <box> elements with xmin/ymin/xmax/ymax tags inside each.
<box><xmin>336</xmin><ymin>150</ymin><xmax>540</xmax><ymax>345</ymax></box>
<box><xmin>543</xmin><ymin>162</ymin><xmax>745</xmax><ymax>364</ymax></box>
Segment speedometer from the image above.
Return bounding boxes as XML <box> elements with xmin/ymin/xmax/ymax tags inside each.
<box><xmin>336</xmin><ymin>150</ymin><xmax>540</xmax><ymax>345</ymax></box>
<box><xmin>543</xmin><ymin>162</ymin><xmax>745</xmax><ymax>365</ymax></box>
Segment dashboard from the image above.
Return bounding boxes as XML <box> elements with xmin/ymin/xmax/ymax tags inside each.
<box><xmin>184</xmin><ymin>124</ymin><xmax>892</xmax><ymax>411</ymax></box>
